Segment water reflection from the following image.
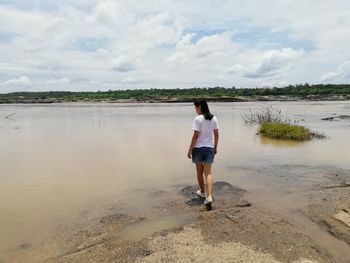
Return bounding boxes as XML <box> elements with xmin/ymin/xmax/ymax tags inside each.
<box><xmin>259</xmin><ymin>135</ymin><xmax>306</xmax><ymax>147</ymax></box>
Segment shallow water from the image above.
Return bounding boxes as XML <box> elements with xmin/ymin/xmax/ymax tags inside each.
<box><xmin>0</xmin><ymin>101</ymin><xmax>349</xmax><ymax>261</ymax></box>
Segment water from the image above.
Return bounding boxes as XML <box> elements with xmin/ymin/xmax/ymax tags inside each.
<box><xmin>0</xmin><ymin>101</ymin><xmax>349</xmax><ymax>261</ymax></box>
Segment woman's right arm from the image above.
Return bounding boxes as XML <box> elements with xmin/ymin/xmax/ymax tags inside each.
<box><xmin>214</xmin><ymin>128</ymin><xmax>219</xmax><ymax>154</ymax></box>
<box><xmin>187</xmin><ymin>131</ymin><xmax>199</xmax><ymax>159</ymax></box>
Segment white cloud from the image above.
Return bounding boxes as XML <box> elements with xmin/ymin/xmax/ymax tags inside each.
<box><xmin>0</xmin><ymin>1</ymin><xmax>350</xmax><ymax>92</ymax></box>
<box><xmin>46</xmin><ymin>77</ymin><xmax>70</xmax><ymax>84</ymax></box>
<box><xmin>225</xmin><ymin>64</ymin><xmax>244</xmax><ymax>74</ymax></box>
<box><xmin>244</xmin><ymin>48</ymin><xmax>304</xmax><ymax>78</ymax></box>
<box><xmin>167</xmin><ymin>32</ymin><xmax>237</xmax><ymax>66</ymax></box>
<box><xmin>260</xmin><ymin>78</ymin><xmax>288</xmax><ymax>88</ymax></box>
<box><xmin>320</xmin><ymin>61</ymin><xmax>350</xmax><ymax>82</ymax></box>
<box><xmin>2</xmin><ymin>76</ymin><xmax>31</xmax><ymax>86</ymax></box>
<box><xmin>95</xmin><ymin>48</ymin><xmax>110</xmax><ymax>58</ymax></box>
<box><xmin>121</xmin><ymin>76</ymin><xmax>139</xmax><ymax>83</ymax></box>
<box><xmin>112</xmin><ymin>55</ymin><xmax>138</xmax><ymax>72</ymax></box>
<box><xmin>88</xmin><ymin>0</ymin><xmax>133</xmax><ymax>29</ymax></box>
<box><xmin>37</xmin><ymin>60</ymin><xmax>63</xmax><ymax>71</ymax></box>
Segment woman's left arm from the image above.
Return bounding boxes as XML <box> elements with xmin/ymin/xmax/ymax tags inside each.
<box><xmin>187</xmin><ymin>131</ymin><xmax>199</xmax><ymax>159</ymax></box>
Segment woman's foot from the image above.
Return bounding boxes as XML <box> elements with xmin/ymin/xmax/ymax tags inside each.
<box><xmin>204</xmin><ymin>196</ymin><xmax>213</xmax><ymax>205</ymax></box>
<box><xmin>195</xmin><ymin>189</ymin><xmax>206</xmax><ymax>198</ymax></box>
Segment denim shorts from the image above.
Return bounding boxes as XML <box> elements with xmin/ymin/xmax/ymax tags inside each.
<box><xmin>192</xmin><ymin>147</ymin><xmax>215</xmax><ymax>164</ymax></box>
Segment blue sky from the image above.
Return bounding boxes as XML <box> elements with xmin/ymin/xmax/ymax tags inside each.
<box><xmin>0</xmin><ymin>0</ymin><xmax>349</xmax><ymax>92</ymax></box>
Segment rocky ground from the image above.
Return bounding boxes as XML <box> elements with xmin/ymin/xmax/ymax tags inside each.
<box><xmin>42</xmin><ymin>179</ymin><xmax>348</xmax><ymax>263</ymax></box>
<box><xmin>306</xmin><ymin>172</ymin><xmax>350</xmax><ymax>247</ymax></box>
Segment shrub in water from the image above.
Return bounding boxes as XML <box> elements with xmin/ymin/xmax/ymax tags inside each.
<box><xmin>242</xmin><ymin>107</ymin><xmax>290</xmax><ymax>124</ymax></box>
<box><xmin>260</xmin><ymin>122</ymin><xmax>313</xmax><ymax>141</ymax></box>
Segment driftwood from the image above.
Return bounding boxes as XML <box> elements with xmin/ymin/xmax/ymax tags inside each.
<box><xmin>5</xmin><ymin>113</ymin><xmax>16</xmax><ymax>119</ymax></box>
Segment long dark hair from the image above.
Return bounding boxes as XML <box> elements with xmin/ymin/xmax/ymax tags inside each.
<box><xmin>194</xmin><ymin>99</ymin><xmax>214</xmax><ymax>120</ymax></box>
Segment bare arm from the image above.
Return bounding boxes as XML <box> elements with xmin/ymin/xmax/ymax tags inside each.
<box><xmin>187</xmin><ymin>130</ymin><xmax>199</xmax><ymax>159</ymax></box>
<box><xmin>214</xmin><ymin>128</ymin><xmax>219</xmax><ymax>154</ymax></box>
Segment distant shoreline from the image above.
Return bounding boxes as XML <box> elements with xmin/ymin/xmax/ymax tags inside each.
<box><xmin>1</xmin><ymin>94</ymin><xmax>350</xmax><ymax>104</ymax></box>
<box><xmin>1</xmin><ymin>84</ymin><xmax>350</xmax><ymax>104</ymax></box>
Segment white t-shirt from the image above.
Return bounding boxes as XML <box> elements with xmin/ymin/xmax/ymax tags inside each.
<box><xmin>192</xmin><ymin>115</ymin><xmax>218</xmax><ymax>148</ymax></box>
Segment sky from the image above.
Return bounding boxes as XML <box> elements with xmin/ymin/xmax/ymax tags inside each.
<box><xmin>0</xmin><ymin>0</ymin><xmax>350</xmax><ymax>93</ymax></box>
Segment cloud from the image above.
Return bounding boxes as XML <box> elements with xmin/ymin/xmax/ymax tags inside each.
<box><xmin>167</xmin><ymin>32</ymin><xmax>236</xmax><ymax>65</ymax></box>
<box><xmin>121</xmin><ymin>76</ymin><xmax>139</xmax><ymax>83</ymax></box>
<box><xmin>95</xmin><ymin>48</ymin><xmax>110</xmax><ymax>58</ymax></box>
<box><xmin>0</xmin><ymin>1</ymin><xmax>350</xmax><ymax>92</ymax></box>
<box><xmin>260</xmin><ymin>77</ymin><xmax>288</xmax><ymax>88</ymax></box>
<box><xmin>88</xmin><ymin>0</ymin><xmax>131</xmax><ymax>28</ymax></box>
<box><xmin>244</xmin><ymin>48</ymin><xmax>304</xmax><ymax>78</ymax></box>
<box><xmin>46</xmin><ymin>77</ymin><xmax>70</xmax><ymax>84</ymax></box>
<box><xmin>320</xmin><ymin>61</ymin><xmax>350</xmax><ymax>82</ymax></box>
<box><xmin>225</xmin><ymin>64</ymin><xmax>244</xmax><ymax>74</ymax></box>
<box><xmin>2</xmin><ymin>76</ymin><xmax>31</xmax><ymax>85</ymax></box>
<box><xmin>37</xmin><ymin>61</ymin><xmax>63</xmax><ymax>71</ymax></box>
<box><xmin>112</xmin><ymin>55</ymin><xmax>137</xmax><ymax>72</ymax></box>
<box><xmin>134</xmin><ymin>12</ymin><xmax>186</xmax><ymax>49</ymax></box>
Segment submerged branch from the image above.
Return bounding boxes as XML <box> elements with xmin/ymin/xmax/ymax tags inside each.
<box><xmin>5</xmin><ymin>113</ymin><xmax>16</xmax><ymax>119</ymax></box>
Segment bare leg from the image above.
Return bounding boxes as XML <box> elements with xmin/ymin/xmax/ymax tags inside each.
<box><xmin>203</xmin><ymin>163</ymin><xmax>213</xmax><ymax>197</ymax></box>
<box><xmin>195</xmin><ymin>163</ymin><xmax>204</xmax><ymax>193</ymax></box>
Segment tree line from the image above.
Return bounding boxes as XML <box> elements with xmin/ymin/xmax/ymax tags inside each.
<box><xmin>1</xmin><ymin>84</ymin><xmax>349</xmax><ymax>102</ymax></box>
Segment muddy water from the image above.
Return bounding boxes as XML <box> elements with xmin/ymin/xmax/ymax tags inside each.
<box><xmin>0</xmin><ymin>101</ymin><xmax>349</xmax><ymax>261</ymax></box>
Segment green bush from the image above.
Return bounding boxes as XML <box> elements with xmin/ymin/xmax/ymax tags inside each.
<box><xmin>259</xmin><ymin>122</ymin><xmax>313</xmax><ymax>141</ymax></box>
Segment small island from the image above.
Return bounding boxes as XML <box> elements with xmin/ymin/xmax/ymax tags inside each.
<box><xmin>259</xmin><ymin>122</ymin><xmax>324</xmax><ymax>141</ymax></box>
<box><xmin>242</xmin><ymin>106</ymin><xmax>326</xmax><ymax>141</ymax></box>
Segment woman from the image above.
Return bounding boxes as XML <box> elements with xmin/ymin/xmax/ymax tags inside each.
<box><xmin>187</xmin><ymin>99</ymin><xmax>219</xmax><ymax>206</ymax></box>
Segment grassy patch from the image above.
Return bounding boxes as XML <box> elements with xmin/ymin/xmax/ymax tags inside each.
<box><xmin>259</xmin><ymin>122</ymin><xmax>316</xmax><ymax>141</ymax></box>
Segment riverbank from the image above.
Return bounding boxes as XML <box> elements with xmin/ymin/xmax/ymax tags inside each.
<box><xmin>1</xmin><ymin>84</ymin><xmax>350</xmax><ymax>104</ymax></box>
<box><xmin>8</xmin><ymin>167</ymin><xmax>349</xmax><ymax>263</ymax></box>
<box><xmin>0</xmin><ymin>94</ymin><xmax>350</xmax><ymax>104</ymax></box>
<box><xmin>51</xmin><ymin>177</ymin><xmax>350</xmax><ymax>263</ymax></box>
